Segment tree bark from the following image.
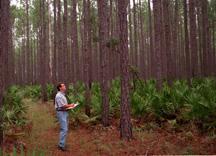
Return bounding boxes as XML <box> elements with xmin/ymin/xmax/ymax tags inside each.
<box><xmin>52</xmin><ymin>0</ymin><xmax>57</xmax><ymax>83</ymax></box>
<box><xmin>0</xmin><ymin>0</ymin><xmax>10</xmax><ymax>145</ymax></box>
<box><xmin>118</xmin><ymin>0</ymin><xmax>133</xmax><ymax>140</ymax></box>
<box><xmin>148</xmin><ymin>0</ymin><xmax>154</xmax><ymax>79</ymax></box>
<box><xmin>39</xmin><ymin>0</ymin><xmax>48</xmax><ymax>102</ymax></box>
<box><xmin>183</xmin><ymin>0</ymin><xmax>191</xmax><ymax>80</ymax></box>
<box><xmin>98</xmin><ymin>0</ymin><xmax>110</xmax><ymax>127</ymax></box>
<box><xmin>189</xmin><ymin>0</ymin><xmax>198</xmax><ymax>77</ymax></box>
<box><xmin>163</xmin><ymin>0</ymin><xmax>172</xmax><ymax>83</ymax></box>
<box><xmin>63</xmin><ymin>0</ymin><xmax>69</xmax><ymax>83</ymax></box>
<box><xmin>153</xmin><ymin>0</ymin><xmax>163</xmax><ymax>88</ymax></box>
<box><xmin>71</xmin><ymin>0</ymin><xmax>80</xmax><ymax>83</ymax></box>
<box><xmin>83</xmin><ymin>0</ymin><xmax>91</xmax><ymax>116</ymax></box>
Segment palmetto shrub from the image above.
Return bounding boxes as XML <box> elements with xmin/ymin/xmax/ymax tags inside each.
<box><xmin>46</xmin><ymin>83</ymin><xmax>54</xmax><ymax>100</ymax></box>
<box><xmin>65</xmin><ymin>77</ymin><xmax>216</xmax><ymax>133</ymax></box>
<box><xmin>1</xmin><ymin>86</ymin><xmax>27</xmax><ymax>130</ymax></box>
<box><xmin>91</xmin><ymin>82</ymin><xmax>102</xmax><ymax>116</ymax></box>
<box><xmin>131</xmin><ymin>79</ymin><xmax>156</xmax><ymax>118</ymax></box>
<box><xmin>186</xmin><ymin>78</ymin><xmax>216</xmax><ymax>131</ymax></box>
<box><xmin>150</xmin><ymin>80</ymin><xmax>190</xmax><ymax>120</ymax></box>
<box><xmin>108</xmin><ymin>79</ymin><xmax>121</xmax><ymax>115</ymax></box>
<box><xmin>23</xmin><ymin>85</ymin><xmax>41</xmax><ymax>99</ymax></box>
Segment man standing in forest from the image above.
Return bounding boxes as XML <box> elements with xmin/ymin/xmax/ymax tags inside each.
<box><xmin>55</xmin><ymin>83</ymin><xmax>75</xmax><ymax>151</ymax></box>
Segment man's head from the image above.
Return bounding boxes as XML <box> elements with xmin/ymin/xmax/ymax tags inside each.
<box><xmin>57</xmin><ymin>83</ymin><xmax>66</xmax><ymax>92</ymax></box>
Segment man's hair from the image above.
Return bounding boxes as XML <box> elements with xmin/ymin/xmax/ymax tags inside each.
<box><xmin>57</xmin><ymin>83</ymin><xmax>64</xmax><ymax>91</ymax></box>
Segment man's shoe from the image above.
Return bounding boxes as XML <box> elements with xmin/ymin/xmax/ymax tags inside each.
<box><xmin>58</xmin><ymin>145</ymin><xmax>68</xmax><ymax>152</ymax></box>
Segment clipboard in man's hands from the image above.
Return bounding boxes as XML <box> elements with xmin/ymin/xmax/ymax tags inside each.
<box><xmin>66</xmin><ymin>102</ymin><xmax>79</xmax><ymax>110</ymax></box>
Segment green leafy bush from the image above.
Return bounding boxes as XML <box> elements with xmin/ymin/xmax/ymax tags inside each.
<box><xmin>67</xmin><ymin>82</ymin><xmax>86</xmax><ymax>111</ymax></box>
<box><xmin>46</xmin><ymin>83</ymin><xmax>54</xmax><ymax>100</ymax></box>
<box><xmin>131</xmin><ymin>80</ymin><xmax>155</xmax><ymax>118</ymax></box>
<box><xmin>1</xmin><ymin>86</ymin><xmax>27</xmax><ymax>130</ymax></box>
<box><xmin>23</xmin><ymin>85</ymin><xmax>41</xmax><ymax>99</ymax></box>
<box><xmin>91</xmin><ymin>82</ymin><xmax>102</xmax><ymax>116</ymax></box>
<box><xmin>109</xmin><ymin>79</ymin><xmax>121</xmax><ymax>114</ymax></box>
<box><xmin>186</xmin><ymin>78</ymin><xmax>216</xmax><ymax>131</ymax></box>
<box><xmin>150</xmin><ymin>80</ymin><xmax>189</xmax><ymax>119</ymax></box>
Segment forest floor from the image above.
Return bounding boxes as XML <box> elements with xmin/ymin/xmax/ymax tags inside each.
<box><xmin>3</xmin><ymin>99</ymin><xmax>216</xmax><ymax>155</ymax></box>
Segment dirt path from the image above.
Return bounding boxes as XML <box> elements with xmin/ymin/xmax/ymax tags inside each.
<box><xmin>22</xmin><ymin>99</ymin><xmax>216</xmax><ymax>156</ymax></box>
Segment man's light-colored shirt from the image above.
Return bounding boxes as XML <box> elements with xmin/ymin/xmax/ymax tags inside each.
<box><xmin>55</xmin><ymin>91</ymin><xmax>68</xmax><ymax>109</ymax></box>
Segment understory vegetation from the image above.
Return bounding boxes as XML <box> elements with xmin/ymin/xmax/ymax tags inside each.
<box><xmin>2</xmin><ymin>77</ymin><xmax>216</xmax><ymax>136</ymax></box>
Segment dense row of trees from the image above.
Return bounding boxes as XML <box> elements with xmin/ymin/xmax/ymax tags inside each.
<box><xmin>9</xmin><ymin>0</ymin><xmax>216</xmax><ymax>85</ymax></box>
<box><xmin>0</xmin><ymin>0</ymin><xmax>216</xmax><ymax>143</ymax></box>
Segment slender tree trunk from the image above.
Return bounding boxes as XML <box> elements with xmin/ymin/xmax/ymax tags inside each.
<box><xmin>57</xmin><ymin>0</ymin><xmax>63</xmax><ymax>81</ymax></box>
<box><xmin>183</xmin><ymin>0</ymin><xmax>191</xmax><ymax>81</ymax></box>
<box><xmin>139</xmin><ymin>0</ymin><xmax>146</xmax><ymax>79</ymax></box>
<box><xmin>0</xmin><ymin>0</ymin><xmax>10</xmax><ymax>145</ymax></box>
<box><xmin>133</xmin><ymin>0</ymin><xmax>138</xmax><ymax>68</ymax></box>
<box><xmin>118</xmin><ymin>0</ymin><xmax>132</xmax><ymax>140</ymax></box>
<box><xmin>128</xmin><ymin>3</ymin><xmax>133</xmax><ymax>67</ymax></box>
<box><xmin>160</xmin><ymin>1</ymin><xmax>167</xmax><ymax>81</ymax></box>
<box><xmin>201</xmin><ymin>0</ymin><xmax>211</xmax><ymax>76</ymax></box>
<box><xmin>153</xmin><ymin>0</ymin><xmax>163</xmax><ymax>88</ymax></box>
<box><xmin>26</xmin><ymin>0</ymin><xmax>31</xmax><ymax>84</ymax></box>
<box><xmin>213</xmin><ymin>21</ymin><xmax>216</xmax><ymax>75</ymax></box>
<box><xmin>163</xmin><ymin>0</ymin><xmax>172</xmax><ymax>83</ymax></box>
<box><xmin>40</xmin><ymin>0</ymin><xmax>48</xmax><ymax>102</ymax></box>
<box><xmin>71</xmin><ymin>0</ymin><xmax>79</xmax><ymax>83</ymax></box>
<box><xmin>83</xmin><ymin>0</ymin><xmax>91</xmax><ymax>116</ymax></box>
<box><xmin>63</xmin><ymin>0</ymin><xmax>69</xmax><ymax>83</ymax></box>
<box><xmin>189</xmin><ymin>0</ymin><xmax>198</xmax><ymax>77</ymax></box>
<box><xmin>47</xmin><ymin>0</ymin><xmax>52</xmax><ymax>83</ymax></box>
<box><xmin>98</xmin><ymin>0</ymin><xmax>110</xmax><ymax>127</ymax></box>
<box><xmin>53</xmin><ymin>0</ymin><xmax>57</xmax><ymax>83</ymax></box>
<box><xmin>148</xmin><ymin>0</ymin><xmax>154</xmax><ymax>79</ymax></box>
<box><xmin>172</xmin><ymin>0</ymin><xmax>179</xmax><ymax>79</ymax></box>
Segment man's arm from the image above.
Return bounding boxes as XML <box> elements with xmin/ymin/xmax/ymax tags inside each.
<box><xmin>62</xmin><ymin>103</ymin><xmax>76</xmax><ymax>108</ymax></box>
<box><xmin>56</xmin><ymin>96</ymin><xmax>75</xmax><ymax>108</ymax></box>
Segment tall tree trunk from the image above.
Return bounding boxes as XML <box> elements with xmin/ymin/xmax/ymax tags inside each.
<box><xmin>183</xmin><ymin>0</ymin><xmax>191</xmax><ymax>81</ymax></box>
<box><xmin>0</xmin><ymin>0</ymin><xmax>10</xmax><ymax>145</ymax></box>
<box><xmin>163</xmin><ymin>0</ymin><xmax>172</xmax><ymax>83</ymax></box>
<box><xmin>148</xmin><ymin>0</ymin><xmax>154</xmax><ymax>79</ymax></box>
<box><xmin>201</xmin><ymin>0</ymin><xmax>211</xmax><ymax>76</ymax></box>
<box><xmin>63</xmin><ymin>0</ymin><xmax>69</xmax><ymax>83</ymax></box>
<box><xmin>189</xmin><ymin>0</ymin><xmax>198</xmax><ymax>77</ymax></box>
<box><xmin>98</xmin><ymin>0</ymin><xmax>110</xmax><ymax>127</ymax></box>
<box><xmin>153</xmin><ymin>0</ymin><xmax>163</xmax><ymax>88</ymax></box>
<box><xmin>47</xmin><ymin>0</ymin><xmax>52</xmax><ymax>83</ymax></box>
<box><xmin>71</xmin><ymin>0</ymin><xmax>79</xmax><ymax>83</ymax></box>
<box><xmin>118</xmin><ymin>0</ymin><xmax>132</xmax><ymax>140</ymax></box>
<box><xmin>172</xmin><ymin>0</ymin><xmax>179</xmax><ymax>79</ymax></box>
<box><xmin>40</xmin><ymin>0</ymin><xmax>48</xmax><ymax>102</ymax></box>
<box><xmin>57</xmin><ymin>0</ymin><xmax>63</xmax><ymax>81</ymax></box>
<box><xmin>83</xmin><ymin>0</ymin><xmax>91</xmax><ymax>116</ymax></box>
<box><xmin>213</xmin><ymin>21</ymin><xmax>216</xmax><ymax>75</ymax></box>
<box><xmin>138</xmin><ymin>0</ymin><xmax>146</xmax><ymax>79</ymax></box>
<box><xmin>53</xmin><ymin>0</ymin><xmax>57</xmax><ymax>83</ymax></box>
<box><xmin>133</xmin><ymin>0</ymin><xmax>138</xmax><ymax>68</ymax></box>
<box><xmin>26</xmin><ymin>0</ymin><xmax>31</xmax><ymax>84</ymax></box>
<box><xmin>128</xmin><ymin>2</ymin><xmax>133</xmax><ymax>67</ymax></box>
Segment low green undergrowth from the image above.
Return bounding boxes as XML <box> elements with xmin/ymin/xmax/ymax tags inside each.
<box><xmin>1</xmin><ymin>86</ymin><xmax>27</xmax><ymax>131</ymax></box>
<box><xmin>4</xmin><ymin>77</ymin><xmax>216</xmax><ymax>134</ymax></box>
